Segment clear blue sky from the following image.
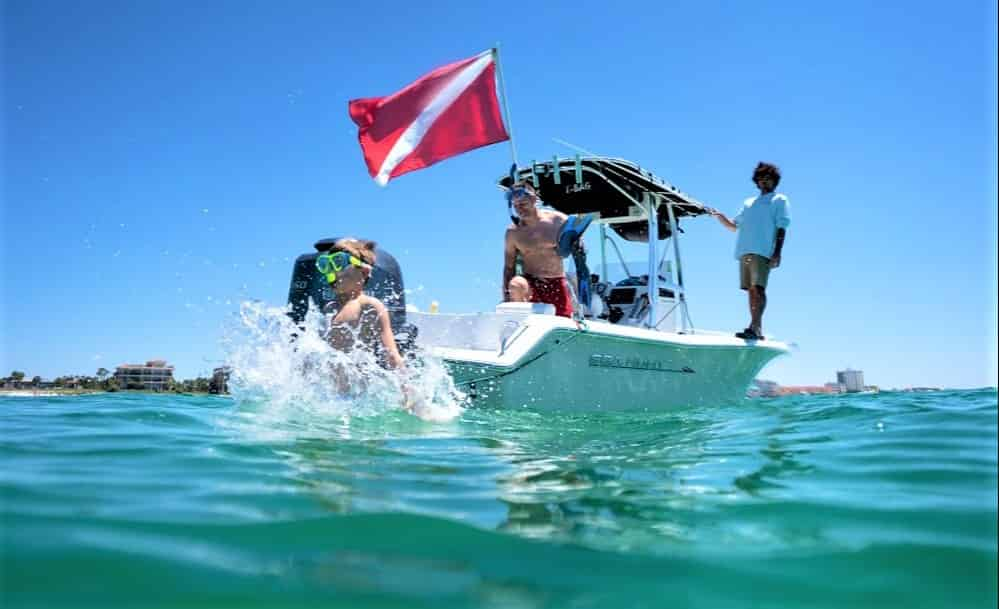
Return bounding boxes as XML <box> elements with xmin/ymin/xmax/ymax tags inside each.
<box><xmin>3</xmin><ymin>0</ymin><xmax>997</xmax><ymax>389</ymax></box>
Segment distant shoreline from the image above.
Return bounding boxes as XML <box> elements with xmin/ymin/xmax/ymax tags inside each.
<box><xmin>0</xmin><ymin>389</ymin><xmax>222</xmax><ymax>397</ymax></box>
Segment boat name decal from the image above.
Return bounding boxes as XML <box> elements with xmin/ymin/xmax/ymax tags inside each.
<box><xmin>565</xmin><ymin>181</ymin><xmax>592</xmax><ymax>194</ymax></box>
<box><xmin>589</xmin><ymin>354</ymin><xmax>695</xmax><ymax>374</ymax></box>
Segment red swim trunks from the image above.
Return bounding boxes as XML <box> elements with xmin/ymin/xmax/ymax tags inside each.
<box><xmin>525</xmin><ymin>274</ymin><xmax>574</xmax><ymax>318</ymax></box>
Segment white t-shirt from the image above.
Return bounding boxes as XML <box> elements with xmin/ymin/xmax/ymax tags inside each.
<box><xmin>733</xmin><ymin>192</ymin><xmax>791</xmax><ymax>260</ymax></box>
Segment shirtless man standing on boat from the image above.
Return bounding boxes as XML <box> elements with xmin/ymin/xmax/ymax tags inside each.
<box><xmin>502</xmin><ymin>181</ymin><xmax>575</xmax><ymax>318</ymax></box>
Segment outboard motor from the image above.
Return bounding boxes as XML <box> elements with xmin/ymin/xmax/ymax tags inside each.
<box><xmin>286</xmin><ymin>238</ymin><xmax>417</xmax><ymax>353</ymax></box>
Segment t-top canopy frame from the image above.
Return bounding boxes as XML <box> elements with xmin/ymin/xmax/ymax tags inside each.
<box><xmin>498</xmin><ymin>156</ymin><xmax>709</xmax><ymax>243</ymax></box>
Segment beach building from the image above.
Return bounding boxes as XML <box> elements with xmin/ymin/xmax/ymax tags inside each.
<box><xmin>778</xmin><ymin>385</ymin><xmax>840</xmax><ymax>396</ymax></box>
<box><xmin>114</xmin><ymin>360</ymin><xmax>174</xmax><ymax>391</ymax></box>
<box><xmin>210</xmin><ymin>366</ymin><xmax>230</xmax><ymax>394</ymax></box>
<box><xmin>837</xmin><ymin>369</ymin><xmax>865</xmax><ymax>393</ymax></box>
<box><xmin>1</xmin><ymin>377</ymin><xmax>50</xmax><ymax>389</ymax></box>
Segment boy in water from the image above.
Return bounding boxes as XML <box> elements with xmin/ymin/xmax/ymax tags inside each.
<box><xmin>318</xmin><ymin>238</ymin><xmax>454</xmax><ymax>421</ymax></box>
<box><xmin>319</xmin><ymin>238</ymin><xmax>405</xmax><ymax>387</ymax></box>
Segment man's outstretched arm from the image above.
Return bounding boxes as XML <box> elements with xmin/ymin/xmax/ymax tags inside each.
<box><xmin>707</xmin><ymin>208</ymin><xmax>737</xmax><ymax>232</ymax></box>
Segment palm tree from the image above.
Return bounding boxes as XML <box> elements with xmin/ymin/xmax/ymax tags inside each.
<box><xmin>96</xmin><ymin>368</ymin><xmax>112</xmax><ymax>389</ymax></box>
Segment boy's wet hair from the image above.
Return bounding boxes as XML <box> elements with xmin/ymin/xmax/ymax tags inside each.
<box><xmin>752</xmin><ymin>162</ymin><xmax>781</xmax><ymax>186</ymax></box>
<box><xmin>331</xmin><ymin>237</ymin><xmax>377</xmax><ymax>266</ymax></box>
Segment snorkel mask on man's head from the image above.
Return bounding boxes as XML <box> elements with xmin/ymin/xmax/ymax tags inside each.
<box><xmin>507</xmin><ymin>185</ymin><xmax>535</xmax><ymax>202</ymax></box>
<box><xmin>506</xmin><ymin>180</ymin><xmax>538</xmax><ymax>225</ymax></box>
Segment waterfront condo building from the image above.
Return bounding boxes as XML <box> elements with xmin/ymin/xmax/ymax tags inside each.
<box><xmin>837</xmin><ymin>369</ymin><xmax>865</xmax><ymax>393</ymax></box>
<box><xmin>114</xmin><ymin>360</ymin><xmax>174</xmax><ymax>391</ymax></box>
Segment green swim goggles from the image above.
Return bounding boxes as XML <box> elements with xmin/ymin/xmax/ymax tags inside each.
<box><xmin>316</xmin><ymin>250</ymin><xmax>367</xmax><ymax>283</ymax></box>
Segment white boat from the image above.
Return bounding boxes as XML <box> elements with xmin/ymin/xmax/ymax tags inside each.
<box><xmin>406</xmin><ymin>156</ymin><xmax>790</xmax><ymax>410</ymax></box>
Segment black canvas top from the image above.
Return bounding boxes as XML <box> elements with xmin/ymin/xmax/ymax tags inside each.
<box><xmin>498</xmin><ymin>157</ymin><xmax>708</xmax><ymax>242</ymax></box>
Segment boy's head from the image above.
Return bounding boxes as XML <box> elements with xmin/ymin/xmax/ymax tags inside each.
<box><xmin>322</xmin><ymin>237</ymin><xmax>376</xmax><ymax>289</ymax></box>
<box><xmin>331</xmin><ymin>238</ymin><xmax>377</xmax><ymax>266</ymax></box>
<box><xmin>507</xmin><ymin>276</ymin><xmax>531</xmax><ymax>302</ymax></box>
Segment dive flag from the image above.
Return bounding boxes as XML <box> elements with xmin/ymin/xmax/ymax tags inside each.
<box><xmin>348</xmin><ymin>49</ymin><xmax>510</xmax><ymax>185</ymax></box>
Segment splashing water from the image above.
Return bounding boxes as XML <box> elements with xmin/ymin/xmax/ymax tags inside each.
<box><xmin>221</xmin><ymin>300</ymin><xmax>464</xmax><ymax>428</ymax></box>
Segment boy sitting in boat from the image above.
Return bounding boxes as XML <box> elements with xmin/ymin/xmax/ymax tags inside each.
<box><xmin>506</xmin><ymin>276</ymin><xmax>532</xmax><ymax>302</ymax></box>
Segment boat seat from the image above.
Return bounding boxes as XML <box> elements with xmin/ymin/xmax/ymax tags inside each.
<box><xmin>408</xmin><ymin>302</ymin><xmax>554</xmax><ymax>352</ymax></box>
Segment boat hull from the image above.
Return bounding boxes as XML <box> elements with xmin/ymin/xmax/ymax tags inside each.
<box><xmin>413</xmin><ymin>312</ymin><xmax>788</xmax><ymax>411</ymax></box>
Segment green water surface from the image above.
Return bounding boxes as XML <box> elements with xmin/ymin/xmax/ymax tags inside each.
<box><xmin>2</xmin><ymin>389</ymin><xmax>996</xmax><ymax>608</ymax></box>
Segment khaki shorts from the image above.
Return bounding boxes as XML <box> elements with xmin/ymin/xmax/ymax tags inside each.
<box><xmin>740</xmin><ymin>254</ymin><xmax>771</xmax><ymax>290</ymax></box>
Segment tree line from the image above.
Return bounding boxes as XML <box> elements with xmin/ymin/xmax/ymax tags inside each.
<box><xmin>3</xmin><ymin>369</ymin><xmax>225</xmax><ymax>394</ymax></box>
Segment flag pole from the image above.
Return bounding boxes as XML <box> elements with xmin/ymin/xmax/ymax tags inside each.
<box><xmin>492</xmin><ymin>45</ymin><xmax>519</xmax><ymax>168</ymax></box>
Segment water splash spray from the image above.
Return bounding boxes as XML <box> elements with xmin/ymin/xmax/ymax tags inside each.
<box><xmin>221</xmin><ymin>300</ymin><xmax>464</xmax><ymax>426</ymax></box>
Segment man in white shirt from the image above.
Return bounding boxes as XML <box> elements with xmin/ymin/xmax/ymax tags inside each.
<box><xmin>708</xmin><ymin>162</ymin><xmax>791</xmax><ymax>341</ymax></box>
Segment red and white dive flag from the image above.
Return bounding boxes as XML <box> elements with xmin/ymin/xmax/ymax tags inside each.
<box><xmin>349</xmin><ymin>49</ymin><xmax>510</xmax><ymax>185</ymax></box>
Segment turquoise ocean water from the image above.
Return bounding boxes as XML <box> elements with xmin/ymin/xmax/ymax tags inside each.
<box><xmin>2</xmin><ymin>389</ymin><xmax>996</xmax><ymax>608</ymax></box>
